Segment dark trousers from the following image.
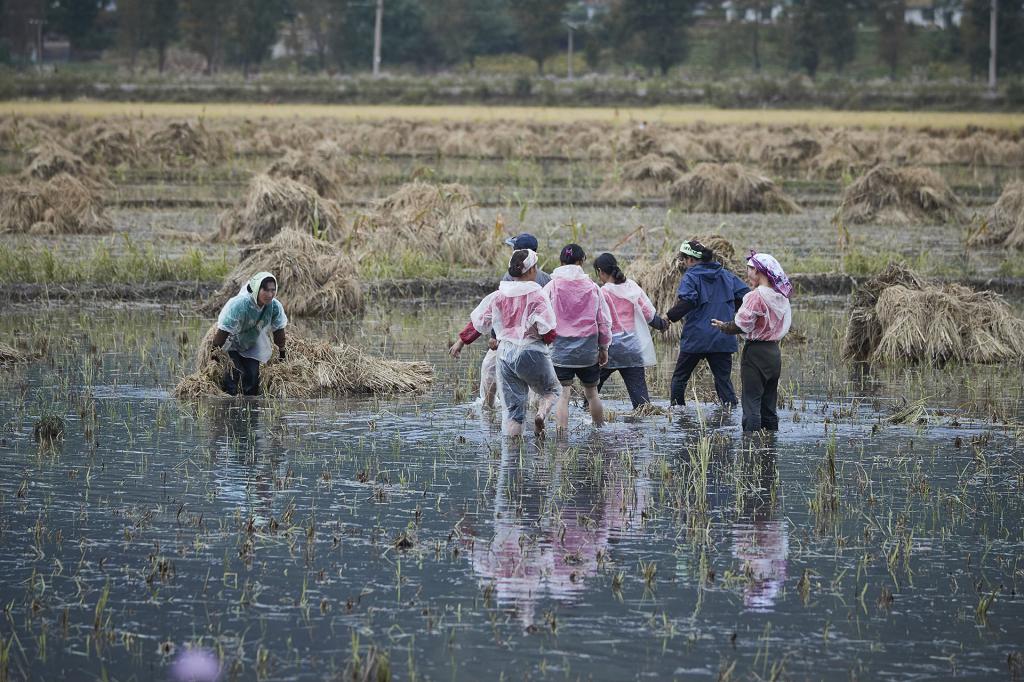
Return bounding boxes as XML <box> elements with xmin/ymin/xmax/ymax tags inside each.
<box><xmin>740</xmin><ymin>341</ymin><xmax>782</xmax><ymax>432</ymax></box>
<box><xmin>223</xmin><ymin>351</ymin><xmax>261</xmax><ymax>396</ymax></box>
<box><xmin>597</xmin><ymin>366</ymin><xmax>651</xmax><ymax>409</ymax></box>
<box><xmin>670</xmin><ymin>352</ymin><xmax>737</xmax><ymax>406</ymax></box>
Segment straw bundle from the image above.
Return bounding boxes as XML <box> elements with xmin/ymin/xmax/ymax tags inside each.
<box><xmin>73</xmin><ymin>123</ymin><xmax>142</xmax><ymax>166</ymax></box>
<box><xmin>835</xmin><ymin>165</ymin><xmax>966</xmax><ymax>226</ymax></box>
<box><xmin>206</xmin><ymin>229</ymin><xmax>363</xmax><ymax>317</ymax></box>
<box><xmin>265</xmin><ymin>150</ymin><xmax>342</xmax><ymax>199</ymax></box>
<box><xmin>175</xmin><ymin>325</ymin><xmax>433</xmax><ymax>399</ymax></box>
<box><xmin>0</xmin><ymin>343</ymin><xmax>27</xmax><ymax>367</ymax></box>
<box><xmin>145</xmin><ymin>120</ymin><xmax>227</xmax><ymax>165</ymax></box>
<box><xmin>669</xmin><ymin>163</ymin><xmax>801</xmax><ymax>214</ymax></box>
<box><xmin>759</xmin><ymin>138</ymin><xmax>822</xmax><ymax>171</ymax></box>
<box><xmin>0</xmin><ymin>173</ymin><xmax>112</xmax><ymax>234</ymax></box>
<box><xmin>842</xmin><ymin>263</ymin><xmax>1024</xmax><ymax>364</ymax></box>
<box><xmin>24</xmin><ymin>142</ymin><xmax>107</xmax><ymax>184</ymax></box>
<box><xmin>968</xmin><ymin>181</ymin><xmax>1024</xmax><ymax>249</ymax></box>
<box><xmin>356</xmin><ymin>181</ymin><xmax>499</xmax><ymax>266</ymax></box>
<box><xmin>598</xmin><ymin>154</ymin><xmax>685</xmax><ymax>200</ymax></box>
<box><xmin>631</xmin><ymin>234</ymin><xmax>742</xmax><ymax>313</ymax></box>
<box><xmin>217</xmin><ymin>174</ymin><xmax>347</xmax><ymax>244</ymax></box>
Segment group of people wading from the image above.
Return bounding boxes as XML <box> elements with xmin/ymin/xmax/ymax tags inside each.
<box><xmin>209</xmin><ymin>232</ymin><xmax>793</xmax><ymax>438</ymax></box>
<box><xmin>448</xmin><ymin>233</ymin><xmax>794</xmax><ymax>436</ymax></box>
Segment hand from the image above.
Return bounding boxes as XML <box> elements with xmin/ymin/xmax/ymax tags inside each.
<box><xmin>710</xmin><ymin>319</ymin><xmax>727</xmax><ymax>330</ymax></box>
<box><xmin>487</xmin><ymin>337</ymin><xmax>499</xmax><ymax>351</ymax></box>
<box><xmin>598</xmin><ymin>347</ymin><xmax>609</xmax><ymax>367</ymax></box>
<box><xmin>276</xmin><ymin>347</ymin><xmax>287</xmax><ymax>363</ymax></box>
<box><xmin>449</xmin><ymin>340</ymin><xmax>465</xmax><ymax>359</ymax></box>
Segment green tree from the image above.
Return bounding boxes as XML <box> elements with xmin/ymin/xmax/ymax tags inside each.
<box><xmin>115</xmin><ymin>0</ymin><xmax>146</xmax><ymax>68</ymax></box>
<box><xmin>47</xmin><ymin>0</ymin><xmax>111</xmax><ymax>57</ymax></box>
<box><xmin>876</xmin><ymin>0</ymin><xmax>906</xmax><ymax>78</ymax></box>
<box><xmin>821</xmin><ymin>0</ymin><xmax>857</xmax><ymax>72</ymax></box>
<box><xmin>605</xmin><ymin>0</ymin><xmax>695</xmax><ymax>76</ymax></box>
<box><xmin>329</xmin><ymin>0</ymin><xmax>440</xmax><ymax>71</ymax></box>
<box><xmin>180</xmin><ymin>0</ymin><xmax>231</xmax><ymax>73</ymax></box>
<box><xmin>509</xmin><ymin>0</ymin><xmax>566</xmax><ymax>74</ymax></box>
<box><xmin>962</xmin><ymin>0</ymin><xmax>1024</xmax><ymax>78</ymax></box>
<box><xmin>146</xmin><ymin>0</ymin><xmax>178</xmax><ymax>73</ymax></box>
<box><xmin>291</xmin><ymin>0</ymin><xmax>334</xmax><ymax>71</ymax></box>
<box><xmin>787</xmin><ymin>0</ymin><xmax>822</xmax><ymax>77</ymax></box>
<box><xmin>422</xmin><ymin>0</ymin><xmax>517</xmax><ymax>68</ymax></box>
<box><xmin>226</xmin><ymin>0</ymin><xmax>285</xmax><ymax>75</ymax></box>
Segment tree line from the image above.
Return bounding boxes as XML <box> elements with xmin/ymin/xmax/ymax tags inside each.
<box><xmin>0</xmin><ymin>0</ymin><xmax>1019</xmax><ymax>80</ymax></box>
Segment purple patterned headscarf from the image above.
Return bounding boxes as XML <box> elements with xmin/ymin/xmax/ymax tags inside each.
<box><xmin>746</xmin><ymin>251</ymin><xmax>793</xmax><ymax>298</ymax></box>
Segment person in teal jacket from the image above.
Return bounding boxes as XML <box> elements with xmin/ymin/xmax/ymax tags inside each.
<box><xmin>665</xmin><ymin>241</ymin><xmax>750</xmax><ymax>407</ymax></box>
<box><xmin>208</xmin><ymin>271</ymin><xmax>288</xmax><ymax>396</ymax></box>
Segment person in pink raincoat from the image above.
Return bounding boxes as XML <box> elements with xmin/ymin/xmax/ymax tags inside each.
<box><xmin>712</xmin><ymin>251</ymin><xmax>793</xmax><ymax>433</ymax></box>
<box><xmin>450</xmin><ymin>249</ymin><xmax>561</xmax><ymax>436</ymax></box>
<box><xmin>542</xmin><ymin>244</ymin><xmax>612</xmax><ymax>431</ymax></box>
<box><xmin>593</xmin><ymin>252</ymin><xmax>670</xmax><ymax>409</ymax></box>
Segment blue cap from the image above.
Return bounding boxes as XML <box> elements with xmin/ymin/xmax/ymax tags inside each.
<box><xmin>504</xmin><ymin>233</ymin><xmax>539</xmax><ymax>251</ymax></box>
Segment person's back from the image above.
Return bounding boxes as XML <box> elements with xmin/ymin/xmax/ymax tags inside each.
<box><xmin>677</xmin><ymin>261</ymin><xmax>749</xmax><ymax>355</ymax></box>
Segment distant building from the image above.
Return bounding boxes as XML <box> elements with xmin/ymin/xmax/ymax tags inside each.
<box><xmin>721</xmin><ymin>0</ymin><xmax>961</xmax><ymax>27</ymax></box>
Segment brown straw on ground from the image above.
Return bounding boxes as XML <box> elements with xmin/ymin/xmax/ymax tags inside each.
<box><xmin>968</xmin><ymin>181</ymin><xmax>1024</xmax><ymax>250</ymax></box>
<box><xmin>669</xmin><ymin>163</ymin><xmax>801</xmax><ymax>214</ymax></box>
<box><xmin>216</xmin><ymin>174</ymin><xmax>347</xmax><ymax>244</ymax></box>
<box><xmin>0</xmin><ymin>173</ymin><xmax>112</xmax><ymax>234</ymax></box>
<box><xmin>834</xmin><ymin>165</ymin><xmax>966</xmax><ymax>226</ymax></box>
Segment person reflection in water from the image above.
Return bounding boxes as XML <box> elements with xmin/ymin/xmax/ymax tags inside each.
<box><xmin>730</xmin><ymin>449</ymin><xmax>788</xmax><ymax>612</ymax></box>
<box><xmin>463</xmin><ymin>439</ymin><xmax>652</xmax><ymax>628</ymax></box>
<box><xmin>207</xmin><ymin>403</ymin><xmax>282</xmax><ymax>524</ymax></box>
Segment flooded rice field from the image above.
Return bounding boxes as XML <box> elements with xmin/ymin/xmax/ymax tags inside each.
<box><xmin>1</xmin><ymin>301</ymin><xmax>1023</xmax><ymax>680</ymax></box>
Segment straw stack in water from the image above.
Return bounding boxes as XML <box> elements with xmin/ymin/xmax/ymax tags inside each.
<box><xmin>23</xmin><ymin>142</ymin><xmax>108</xmax><ymax>185</ymax></box>
<box><xmin>0</xmin><ymin>173</ymin><xmax>112</xmax><ymax>234</ymax></box>
<box><xmin>598</xmin><ymin>154</ymin><xmax>686</xmax><ymax>200</ymax></box>
<box><xmin>0</xmin><ymin>342</ymin><xmax>27</xmax><ymax>368</ymax></box>
<box><xmin>265</xmin><ymin>150</ymin><xmax>344</xmax><ymax>200</ymax></box>
<box><xmin>669</xmin><ymin>163</ymin><xmax>801</xmax><ymax>214</ymax></box>
<box><xmin>969</xmin><ymin>181</ymin><xmax>1024</xmax><ymax>250</ymax></box>
<box><xmin>145</xmin><ymin>120</ymin><xmax>227</xmax><ymax>165</ymax></box>
<box><xmin>834</xmin><ymin>165</ymin><xmax>966</xmax><ymax>225</ymax></box>
<box><xmin>842</xmin><ymin>263</ymin><xmax>1024</xmax><ymax>364</ymax></box>
<box><xmin>217</xmin><ymin>174</ymin><xmax>347</xmax><ymax>244</ymax></box>
<box><xmin>205</xmin><ymin>229</ymin><xmax>363</xmax><ymax>317</ymax></box>
<box><xmin>175</xmin><ymin>325</ymin><xmax>433</xmax><ymax>399</ymax></box>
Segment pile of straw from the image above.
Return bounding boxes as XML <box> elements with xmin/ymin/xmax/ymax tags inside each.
<box><xmin>669</xmin><ymin>163</ymin><xmax>801</xmax><ymax>214</ymax></box>
<box><xmin>842</xmin><ymin>263</ymin><xmax>1024</xmax><ymax>364</ymax></box>
<box><xmin>0</xmin><ymin>173</ymin><xmax>112</xmax><ymax>234</ymax></box>
<box><xmin>0</xmin><ymin>342</ymin><xmax>27</xmax><ymax>367</ymax></box>
<box><xmin>598</xmin><ymin>154</ymin><xmax>686</xmax><ymax>200</ymax></box>
<box><xmin>631</xmin><ymin>234</ymin><xmax>741</xmax><ymax>313</ymax></box>
<box><xmin>217</xmin><ymin>174</ymin><xmax>347</xmax><ymax>244</ymax></box>
<box><xmin>175</xmin><ymin>325</ymin><xmax>433</xmax><ymax>399</ymax></box>
<box><xmin>834</xmin><ymin>165</ymin><xmax>966</xmax><ymax>225</ymax></box>
<box><xmin>759</xmin><ymin>138</ymin><xmax>821</xmax><ymax>171</ymax></box>
<box><xmin>265</xmin><ymin>150</ymin><xmax>342</xmax><ymax>199</ymax></box>
<box><xmin>969</xmin><ymin>181</ymin><xmax>1024</xmax><ymax>249</ymax></box>
<box><xmin>73</xmin><ymin>123</ymin><xmax>142</xmax><ymax>167</ymax></box>
<box><xmin>206</xmin><ymin>229</ymin><xmax>363</xmax><ymax>317</ymax></box>
<box><xmin>356</xmin><ymin>181</ymin><xmax>498</xmax><ymax>266</ymax></box>
<box><xmin>24</xmin><ymin>142</ymin><xmax>107</xmax><ymax>184</ymax></box>
<box><xmin>145</xmin><ymin>120</ymin><xmax>227</xmax><ymax>165</ymax></box>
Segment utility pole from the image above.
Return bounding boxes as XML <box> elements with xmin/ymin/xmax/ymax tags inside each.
<box><xmin>567</xmin><ymin>24</ymin><xmax>574</xmax><ymax>80</ymax></box>
<box><xmin>989</xmin><ymin>0</ymin><xmax>998</xmax><ymax>91</ymax></box>
<box><xmin>373</xmin><ymin>0</ymin><xmax>383</xmax><ymax>77</ymax></box>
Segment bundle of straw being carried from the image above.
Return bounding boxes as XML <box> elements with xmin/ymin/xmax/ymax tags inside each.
<box><xmin>834</xmin><ymin>165</ymin><xmax>966</xmax><ymax>226</ymax></box>
<box><xmin>0</xmin><ymin>173</ymin><xmax>112</xmax><ymax>234</ymax></box>
<box><xmin>204</xmin><ymin>229</ymin><xmax>363</xmax><ymax>317</ymax></box>
<box><xmin>631</xmin><ymin>233</ymin><xmax>743</xmax><ymax>314</ymax></box>
<box><xmin>669</xmin><ymin>163</ymin><xmax>801</xmax><ymax>214</ymax></box>
<box><xmin>175</xmin><ymin>325</ymin><xmax>433</xmax><ymax>399</ymax></box>
<box><xmin>842</xmin><ymin>263</ymin><xmax>1024</xmax><ymax>364</ymax></box>
<box><xmin>216</xmin><ymin>174</ymin><xmax>347</xmax><ymax>244</ymax></box>
<box><xmin>355</xmin><ymin>181</ymin><xmax>500</xmax><ymax>267</ymax></box>
<box><xmin>968</xmin><ymin>181</ymin><xmax>1024</xmax><ymax>250</ymax></box>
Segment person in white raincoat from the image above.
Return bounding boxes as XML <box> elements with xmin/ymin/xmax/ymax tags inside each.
<box><xmin>593</xmin><ymin>253</ymin><xmax>670</xmax><ymax>409</ymax></box>
<box><xmin>543</xmin><ymin>244</ymin><xmax>612</xmax><ymax>431</ymax></box>
<box><xmin>449</xmin><ymin>250</ymin><xmax>561</xmax><ymax>436</ymax></box>
<box><xmin>208</xmin><ymin>271</ymin><xmax>288</xmax><ymax>396</ymax></box>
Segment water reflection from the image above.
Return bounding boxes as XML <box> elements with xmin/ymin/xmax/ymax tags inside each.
<box><xmin>206</xmin><ymin>402</ymin><xmax>285</xmax><ymax>524</ymax></box>
<box><xmin>466</xmin><ymin>438</ymin><xmax>652</xmax><ymax>626</ymax></box>
<box><xmin>730</xmin><ymin>448</ymin><xmax>788</xmax><ymax>612</ymax></box>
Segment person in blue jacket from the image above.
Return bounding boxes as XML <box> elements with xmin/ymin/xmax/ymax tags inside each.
<box><xmin>665</xmin><ymin>240</ymin><xmax>750</xmax><ymax>407</ymax></box>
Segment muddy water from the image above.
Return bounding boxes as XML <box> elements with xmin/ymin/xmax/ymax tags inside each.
<box><xmin>1</xmin><ymin>304</ymin><xmax>1023</xmax><ymax>680</ymax></box>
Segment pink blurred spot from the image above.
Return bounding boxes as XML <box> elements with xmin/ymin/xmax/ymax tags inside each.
<box><xmin>170</xmin><ymin>647</ymin><xmax>220</xmax><ymax>682</ymax></box>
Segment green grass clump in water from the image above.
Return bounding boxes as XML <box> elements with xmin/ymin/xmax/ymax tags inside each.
<box><xmin>0</xmin><ymin>239</ymin><xmax>229</xmax><ymax>284</ymax></box>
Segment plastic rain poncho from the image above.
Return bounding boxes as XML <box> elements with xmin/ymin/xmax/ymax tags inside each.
<box><xmin>216</xmin><ymin>272</ymin><xmax>288</xmax><ymax>363</ymax></box>
<box><xmin>543</xmin><ymin>265</ymin><xmax>612</xmax><ymax>368</ymax></box>
<box><xmin>734</xmin><ymin>286</ymin><xmax>792</xmax><ymax>342</ymax></box>
<box><xmin>600</xmin><ymin>279</ymin><xmax>658</xmax><ymax>369</ymax></box>
<box><xmin>469</xmin><ymin>280</ymin><xmax>560</xmax><ymax>428</ymax></box>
